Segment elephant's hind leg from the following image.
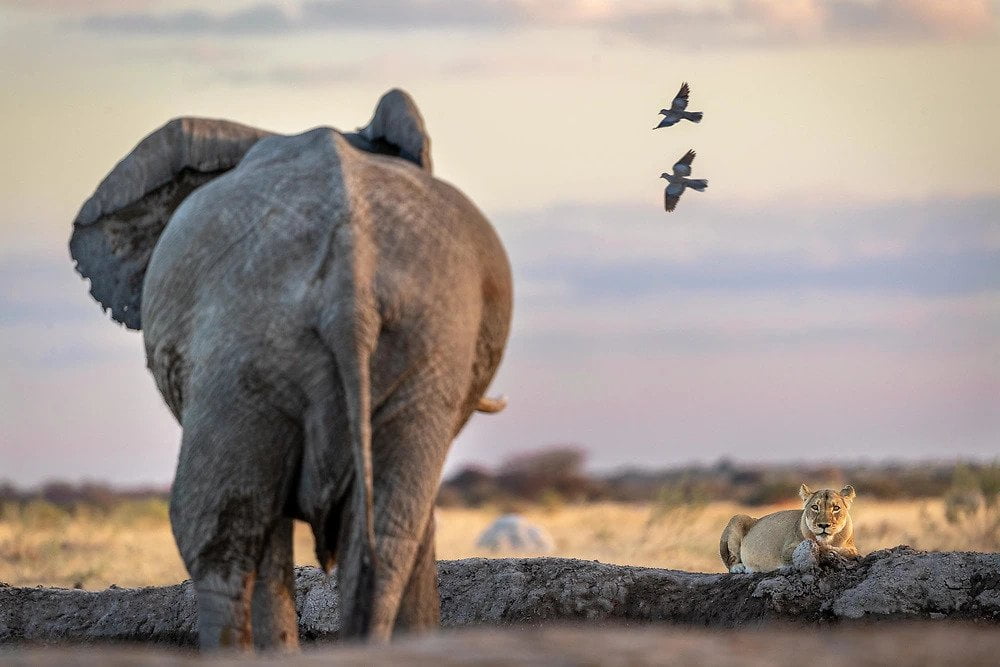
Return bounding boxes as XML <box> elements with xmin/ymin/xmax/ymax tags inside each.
<box><xmin>251</xmin><ymin>517</ymin><xmax>299</xmax><ymax>652</ymax></box>
<box><xmin>171</xmin><ymin>399</ymin><xmax>300</xmax><ymax>651</ymax></box>
<box><xmin>190</xmin><ymin>569</ymin><xmax>256</xmax><ymax>651</ymax></box>
<box><xmin>393</xmin><ymin>513</ymin><xmax>439</xmax><ymax>634</ymax></box>
<box><xmin>337</xmin><ymin>390</ymin><xmax>456</xmax><ymax>641</ymax></box>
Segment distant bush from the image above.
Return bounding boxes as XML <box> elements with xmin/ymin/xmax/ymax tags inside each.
<box><xmin>437</xmin><ymin>448</ymin><xmax>986</xmax><ymax>508</ymax></box>
<box><xmin>743</xmin><ymin>479</ymin><xmax>800</xmax><ymax>506</ymax></box>
<box><xmin>2</xmin><ymin>455</ymin><xmax>990</xmax><ymax>515</ymax></box>
<box><xmin>440</xmin><ymin>448</ymin><xmax>606</xmax><ymax>507</ymax></box>
<box><xmin>645</xmin><ymin>477</ymin><xmax>708</xmax><ymax>527</ymax></box>
<box><xmin>0</xmin><ymin>480</ymin><xmax>169</xmax><ymax>517</ymax></box>
<box><xmin>496</xmin><ymin>447</ymin><xmax>599</xmax><ymax>503</ymax></box>
<box><xmin>942</xmin><ymin>463</ymin><xmax>1000</xmax><ymax>550</ymax></box>
<box><xmin>440</xmin><ymin>465</ymin><xmax>503</xmax><ymax>507</ymax></box>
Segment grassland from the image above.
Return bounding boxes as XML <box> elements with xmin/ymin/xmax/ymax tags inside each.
<box><xmin>2</xmin><ymin>496</ymin><xmax>998</xmax><ymax>590</ymax></box>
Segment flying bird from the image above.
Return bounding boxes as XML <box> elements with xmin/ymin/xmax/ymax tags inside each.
<box><xmin>654</xmin><ymin>82</ymin><xmax>703</xmax><ymax>129</ymax></box>
<box><xmin>661</xmin><ymin>149</ymin><xmax>708</xmax><ymax>212</ymax></box>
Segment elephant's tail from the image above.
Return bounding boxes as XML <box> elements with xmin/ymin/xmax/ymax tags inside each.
<box><xmin>327</xmin><ymin>308</ymin><xmax>380</xmax><ymax>636</ymax></box>
<box><xmin>310</xmin><ymin>215</ymin><xmax>383</xmax><ymax>635</ymax></box>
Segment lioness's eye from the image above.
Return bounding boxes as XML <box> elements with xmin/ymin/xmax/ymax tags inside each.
<box><xmin>811</xmin><ymin>504</ymin><xmax>819</xmax><ymax>510</ymax></box>
<box><xmin>833</xmin><ymin>506</ymin><xmax>840</xmax><ymax>512</ymax></box>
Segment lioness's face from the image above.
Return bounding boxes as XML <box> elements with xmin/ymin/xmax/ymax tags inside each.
<box><xmin>799</xmin><ymin>484</ymin><xmax>855</xmax><ymax>542</ymax></box>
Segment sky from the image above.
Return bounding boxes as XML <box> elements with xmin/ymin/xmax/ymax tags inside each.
<box><xmin>1</xmin><ymin>0</ymin><xmax>998</xmax><ymax>486</ymax></box>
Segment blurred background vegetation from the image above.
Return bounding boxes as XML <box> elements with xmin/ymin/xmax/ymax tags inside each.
<box><xmin>3</xmin><ymin>447</ymin><xmax>999</xmax><ymax>515</ymax></box>
<box><xmin>2</xmin><ymin>449</ymin><xmax>997</xmax><ymax>589</ymax></box>
<box><xmin>434</xmin><ymin>447</ymin><xmax>999</xmax><ymax>508</ymax></box>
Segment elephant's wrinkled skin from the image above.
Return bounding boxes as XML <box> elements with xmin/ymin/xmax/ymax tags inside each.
<box><xmin>69</xmin><ymin>90</ymin><xmax>512</xmax><ymax>651</ymax></box>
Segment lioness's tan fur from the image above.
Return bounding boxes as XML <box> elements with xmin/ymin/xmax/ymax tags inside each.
<box><xmin>720</xmin><ymin>484</ymin><xmax>859</xmax><ymax>573</ymax></box>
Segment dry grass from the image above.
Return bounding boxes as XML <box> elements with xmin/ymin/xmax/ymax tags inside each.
<box><xmin>0</xmin><ymin>498</ymin><xmax>995</xmax><ymax>589</ymax></box>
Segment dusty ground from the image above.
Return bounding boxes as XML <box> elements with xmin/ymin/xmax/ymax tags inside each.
<box><xmin>1</xmin><ymin>498</ymin><xmax>995</xmax><ymax>588</ymax></box>
<box><xmin>2</xmin><ymin>623</ymin><xmax>998</xmax><ymax>665</ymax></box>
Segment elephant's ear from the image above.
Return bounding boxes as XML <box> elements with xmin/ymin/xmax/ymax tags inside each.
<box><xmin>354</xmin><ymin>88</ymin><xmax>432</xmax><ymax>173</ymax></box>
<box><xmin>70</xmin><ymin>117</ymin><xmax>273</xmax><ymax>329</ymax></box>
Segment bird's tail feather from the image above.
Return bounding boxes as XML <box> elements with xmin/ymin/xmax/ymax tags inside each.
<box><xmin>683</xmin><ymin>111</ymin><xmax>703</xmax><ymax>123</ymax></box>
<box><xmin>686</xmin><ymin>179</ymin><xmax>708</xmax><ymax>191</ymax></box>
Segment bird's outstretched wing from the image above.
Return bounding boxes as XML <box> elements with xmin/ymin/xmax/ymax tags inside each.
<box><xmin>664</xmin><ymin>181</ymin><xmax>684</xmax><ymax>212</ymax></box>
<box><xmin>673</xmin><ymin>149</ymin><xmax>696</xmax><ymax>177</ymax></box>
<box><xmin>670</xmin><ymin>82</ymin><xmax>690</xmax><ymax>112</ymax></box>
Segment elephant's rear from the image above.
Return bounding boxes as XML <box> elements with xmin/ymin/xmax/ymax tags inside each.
<box><xmin>68</xmin><ymin>93</ymin><xmax>513</xmax><ymax>647</ymax></box>
<box><xmin>426</xmin><ymin>177</ymin><xmax>512</xmax><ymax>429</ymax></box>
<box><xmin>277</xmin><ymin>140</ymin><xmax>514</xmax><ymax>639</ymax></box>
<box><xmin>331</xmin><ymin>143</ymin><xmax>512</xmax><ymax>425</ymax></box>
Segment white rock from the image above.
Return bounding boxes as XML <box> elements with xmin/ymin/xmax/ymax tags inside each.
<box><xmin>476</xmin><ymin>514</ymin><xmax>555</xmax><ymax>554</ymax></box>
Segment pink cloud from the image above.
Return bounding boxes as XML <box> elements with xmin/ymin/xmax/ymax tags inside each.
<box><xmin>892</xmin><ymin>0</ymin><xmax>995</xmax><ymax>37</ymax></box>
<box><xmin>739</xmin><ymin>0</ymin><xmax>996</xmax><ymax>41</ymax></box>
<box><xmin>741</xmin><ymin>0</ymin><xmax>829</xmax><ymax>38</ymax></box>
<box><xmin>0</xmin><ymin>0</ymin><xmax>160</xmax><ymax>10</ymax></box>
<box><xmin>68</xmin><ymin>0</ymin><xmax>998</xmax><ymax>44</ymax></box>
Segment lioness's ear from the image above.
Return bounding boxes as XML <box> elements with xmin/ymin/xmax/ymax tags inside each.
<box><xmin>841</xmin><ymin>485</ymin><xmax>856</xmax><ymax>505</ymax></box>
<box><xmin>798</xmin><ymin>484</ymin><xmax>812</xmax><ymax>502</ymax></box>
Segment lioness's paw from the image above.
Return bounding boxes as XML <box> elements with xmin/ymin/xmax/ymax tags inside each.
<box><xmin>817</xmin><ymin>548</ymin><xmax>859</xmax><ymax>569</ymax></box>
<box><xmin>819</xmin><ymin>549</ymin><xmax>843</xmax><ymax>565</ymax></box>
<box><xmin>729</xmin><ymin>563</ymin><xmax>750</xmax><ymax>574</ymax></box>
<box><xmin>791</xmin><ymin>539</ymin><xmax>820</xmax><ymax>571</ymax></box>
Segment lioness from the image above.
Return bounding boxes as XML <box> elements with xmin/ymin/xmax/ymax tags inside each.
<box><xmin>720</xmin><ymin>484</ymin><xmax>858</xmax><ymax>573</ymax></box>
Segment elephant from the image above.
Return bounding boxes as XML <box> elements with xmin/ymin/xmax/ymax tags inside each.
<box><xmin>69</xmin><ymin>89</ymin><xmax>512</xmax><ymax>650</ymax></box>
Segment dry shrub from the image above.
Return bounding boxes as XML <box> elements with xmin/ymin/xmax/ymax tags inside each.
<box><xmin>941</xmin><ymin>463</ymin><xmax>1000</xmax><ymax>551</ymax></box>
